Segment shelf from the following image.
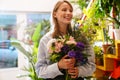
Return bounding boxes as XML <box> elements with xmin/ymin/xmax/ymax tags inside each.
<box><xmin>96</xmin><ymin>56</ymin><xmax>114</xmax><ymax>71</ymax></box>
<box><xmin>96</xmin><ymin>65</ymin><xmax>105</xmax><ymax>71</ymax></box>
<box><xmin>104</xmin><ymin>54</ymin><xmax>120</xmax><ymax>59</ymax></box>
<box><xmin>96</xmin><ymin>65</ymin><xmax>113</xmax><ymax>71</ymax></box>
<box><xmin>95</xmin><ymin>40</ymin><xmax>120</xmax><ymax>76</ymax></box>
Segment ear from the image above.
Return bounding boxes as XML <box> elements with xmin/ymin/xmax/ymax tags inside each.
<box><xmin>53</xmin><ymin>12</ymin><xmax>57</xmax><ymax>18</ymax></box>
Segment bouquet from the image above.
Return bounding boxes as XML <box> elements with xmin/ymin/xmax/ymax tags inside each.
<box><xmin>47</xmin><ymin>28</ymin><xmax>90</xmax><ymax>80</ymax></box>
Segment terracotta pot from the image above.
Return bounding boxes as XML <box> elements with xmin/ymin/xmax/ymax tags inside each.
<box><xmin>102</xmin><ymin>44</ymin><xmax>112</xmax><ymax>54</ymax></box>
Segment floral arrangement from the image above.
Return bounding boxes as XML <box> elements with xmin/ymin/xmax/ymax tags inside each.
<box><xmin>47</xmin><ymin>35</ymin><xmax>89</xmax><ymax>65</ymax></box>
<box><xmin>47</xmin><ymin>28</ymin><xmax>90</xmax><ymax>80</ymax></box>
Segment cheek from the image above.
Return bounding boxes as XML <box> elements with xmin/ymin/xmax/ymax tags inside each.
<box><xmin>55</xmin><ymin>11</ymin><xmax>64</xmax><ymax>18</ymax></box>
<box><xmin>56</xmin><ymin>13</ymin><xmax>62</xmax><ymax>18</ymax></box>
<box><xmin>56</xmin><ymin>15</ymin><xmax>64</xmax><ymax>21</ymax></box>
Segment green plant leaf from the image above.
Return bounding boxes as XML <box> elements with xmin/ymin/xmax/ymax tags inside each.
<box><xmin>11</xmin><ymin>41</ymin><xmax>32</xmax><ymax>60</ymax></box>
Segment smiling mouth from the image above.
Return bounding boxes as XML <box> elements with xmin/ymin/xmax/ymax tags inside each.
<box><xmin>64</xmin><ymin>17</ymin><xmax>72</xmax><ymax>21</ymax></box>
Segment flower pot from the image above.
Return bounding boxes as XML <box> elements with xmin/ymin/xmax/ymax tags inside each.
<box><xmin>95</xmin><ymin>57</ymin><xmax>103</xmax><ymax>65</ymax></box>
<box><xmin>102</xmin><ymin>44</ymin><xmax>112</xmax><ymax>54</ymax></box>
<box><xmin>113</xmin><ymin>29</ymin><xmax>120</xmax><ymax>40</ymax></box>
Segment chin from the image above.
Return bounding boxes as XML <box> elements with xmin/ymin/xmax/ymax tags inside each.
<box><xmin>65</xmin><ymin>21</ymin><xmax>71</xmax><ymax>24</ymax></box>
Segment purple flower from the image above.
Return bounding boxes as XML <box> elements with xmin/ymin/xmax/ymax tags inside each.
<box><xmin>61</xmin><ymin>44</ymin><xmax>70</xmax><ymax>53</ymax></box>
<box><xmin>76</xmin><ymin>42</ymin><xmax>85</xmax><ymax>49</ymax></box>
<box><xmin>75</xmin><ymin>51</ymin><xmax>83</xmax><ymax>60</ymax></box>
<box><xmin>68</xmin><ymin>50</ymin><xmax>76</xmax><ymax>57</ymax></box>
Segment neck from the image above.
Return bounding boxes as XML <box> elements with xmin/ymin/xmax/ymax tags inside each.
<box><xmin>59</xmin><ymin>24</ymin><xmax>68</xmax><ymax>35</ymax></box>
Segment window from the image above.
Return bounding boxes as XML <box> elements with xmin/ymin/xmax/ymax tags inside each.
<box><xmin>0</xmin><ymin>14</ymin><xmax>18</xmax><ymax>68</ymax></box>
<box><xmin>0</xmin><ymin>12</ymin><xmax>50</xmax><ymax>69</ymax></box>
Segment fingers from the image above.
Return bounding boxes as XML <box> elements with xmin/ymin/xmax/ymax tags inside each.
<box><xmin>65</xmin><ymin>58</ymin><xmax>75</xmax><ymax>69</ymax></box>
<box><xmin>58</xmin><ymin>55</ymin><xmax>76</xmax><ymax>69</ymax></box>
<box><xmin>62</xmin><ymin>55</ymin><xmax>69</xmax><ymax>59</ymax></box>
<box><xmin>58</xmin><ymin>57</ymin><xmax>73</xmax><ymax>69</ymax></box>
<box><xmin>68</xmin><ymin>67</ymin><xmax>78</xmax><ymax>78</ymax></box>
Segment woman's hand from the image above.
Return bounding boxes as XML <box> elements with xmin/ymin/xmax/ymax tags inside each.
<box><xmin>58</xmin><ymin>55</ymin><xmax>75</xmax><ymax>69</ymax></box>
<box><xmin>68</xmin><ymin>67</ymin><xmax>79</xmax><ymax>78</ymax></box>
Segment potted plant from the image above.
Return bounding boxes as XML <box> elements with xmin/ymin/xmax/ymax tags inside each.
<box><xmin>102</xmin><ymin>28</ymin><xmax>111</xmax><ymax>53</ymax></box>
<box><xmin>93</xmin><ymin>46</ymin><xmax>103</xmax><ymax>65</ymax></box>
<box><xmin>11</xmin><ymin>20</ymin><xmax>50</xmax><ymax>80</ymax></box>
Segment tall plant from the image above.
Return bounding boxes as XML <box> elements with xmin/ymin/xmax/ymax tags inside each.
<box><xmin>11</xmin><ymin>20</ymin><xmax>50</xmax><ymax>80</ymax></box>
<box><xmin>79</xmin><ymin>0</ymin><xmax>108</xmax><ymax>44</ymax></box>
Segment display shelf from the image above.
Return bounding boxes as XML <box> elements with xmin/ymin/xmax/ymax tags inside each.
<box><xmin>95</xmin><ymin>40</ymin><xmax>120</xmax><ymax>79</ymax></box>
<box><xmin>104</xmin><ymin>54</ymin><xmax>120</xmax><ymax>59</ymax></box>
<box><xmin>97</xmin><ymin>55</ymin><xmax>114</xmax><ymax>71</ymax></box>
<box><xmin>115</xmin><ymin>40</ymin><xmax>120</xmax><ymax>58</ymax></box>
<box><xmin>96</xmin><ymin>65</ymin><xmax>104</xmax><ymax>70</ymax></box>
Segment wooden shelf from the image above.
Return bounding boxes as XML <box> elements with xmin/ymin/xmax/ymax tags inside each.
<box><xmin>95</xmin><ymin>40</ymin><xmax>120</xmax><ymax>79</ymax></box>
<box><xmin>96</xmin><ymin>65</ymin><xmax>105</xmax><ymax>71</ymax></box>
<box><xmin>104</xmin><ymin>54</ymin><xmax>120</xmax><ymax>59</ymax></box>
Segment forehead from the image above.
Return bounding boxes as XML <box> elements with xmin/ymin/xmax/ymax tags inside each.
<box><xmin>58</xmin><ymin>2</ymin><xmax>72</xmax><ymax>10</ymax></box>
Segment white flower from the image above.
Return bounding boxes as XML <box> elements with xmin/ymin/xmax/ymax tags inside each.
<box><xmin>47</xmin><ymin>39</ymin><xmax>56</xmax><ymax>53</ymax></box>
<box><xmin>66</xmin><ymin>36</ymin><xmax>77</xmax><ymax>45</ymax></box>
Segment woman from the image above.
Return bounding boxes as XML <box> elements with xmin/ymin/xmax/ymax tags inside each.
<box><xmin>35</xmin><ymin>0</ymin><xmax>96</xmax><ymax>80</ymax></box>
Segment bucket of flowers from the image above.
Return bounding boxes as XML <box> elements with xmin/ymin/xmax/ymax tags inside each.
<box><xmin>47</xmin><ymin>28</ymin><xmax>91</xmax><ymax>80</ymax></box>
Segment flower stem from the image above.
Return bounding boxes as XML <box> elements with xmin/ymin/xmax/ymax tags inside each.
<box><xmin>65</xmin><ymin>70</ymin><xmax>73</xmax><ymax>80</ymax></box>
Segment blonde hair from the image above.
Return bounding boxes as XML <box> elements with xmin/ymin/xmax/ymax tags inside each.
<box><xmin>52</xmin><ymin>0</ymin><xmax>73</xmax><ymax>38</ymax></box>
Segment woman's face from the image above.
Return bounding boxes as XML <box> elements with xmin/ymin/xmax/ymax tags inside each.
<box><xmin>54</xmin><ymin>2</ymin><xmax>73</xmax><ymax>25</ymax></box>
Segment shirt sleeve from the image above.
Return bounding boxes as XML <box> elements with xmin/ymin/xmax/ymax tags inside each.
<box><xmin>78</xmin><ymin>45</ymin><xmax>96</xmax><ymax>77</ymax></box>
<box><xmin>35</xmin><ymin>34</ymin><xmax>63</xmax><ymax>79</ymax></box>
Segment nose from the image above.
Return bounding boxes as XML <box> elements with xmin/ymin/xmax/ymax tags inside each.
<box><xmin>66</xmin><ymin>10</ymin><xmax>73</xmax><ymax>17</ymax></box>
<box><xmin>66</xmin><ymin>10</ymin><xmax>72</xmax><ymax>14</ymax></box>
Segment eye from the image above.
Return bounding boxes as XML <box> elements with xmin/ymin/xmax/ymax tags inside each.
<box><xmin>69</xmin><ymin>9</ymin><xmax>73</xmax><ymax>12</ymax></box>
<box><xmin>62</xmin><ymin>8</ymin><xmax>67</xmax><ymax>12</ymax></box>
<box><xmin>62</xmin><ymin>8</ymin><xmax>73</xmax><ymax>13</ymax></box>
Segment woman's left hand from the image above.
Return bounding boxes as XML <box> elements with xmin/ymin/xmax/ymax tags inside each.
<box><xmin>68</xmin><ymin>67</ymin><xmax>79</xmax><ymax>78</ymax></box>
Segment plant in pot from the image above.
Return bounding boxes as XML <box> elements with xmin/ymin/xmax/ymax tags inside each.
<box><xmin>11</xmin><ymin>20</ymin><xmax>50</xmax><ymax>80</ymax></box>
<box><xmin>93</xmin><ymin>46</ymin><xmax>103</xmax><ymax>65</ymax></box>
<box><xmin>103</xmin><ymin>30</ymin><xmax>115</xmax><ymax>55</ymax></box>
<box><xmin>102</xmin><ymin>28</ymin><xmax>115</xmax><ymax>54</ymax></box>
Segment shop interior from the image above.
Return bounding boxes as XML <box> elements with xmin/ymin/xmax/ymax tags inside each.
<box><xmin>0</xmin><ymin>0</ymin><xmax>120</xmax><ymax>80</ymax></box>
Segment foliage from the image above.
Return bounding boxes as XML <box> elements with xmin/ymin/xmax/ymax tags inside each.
<box><xmin>77</xmin><ymin>0</ymin><xmax>89</xmax><ymax>10</ymax></box>
<box><xmin>93</xmin><ymin>46</ymin><xmax>103</xmax><ymax>58</ymax></box>
<box><xmin>11</xmin><ymin>41</ymin><xmax>43</xmax><ymax>80</ymax></box>
<box><xmin>98</xmin><ymin>0</ymin><xmax>120</xmax><ymax>28</ymax></box>
<box><xmin>82</xmin><ymin>0</ymin><xmax>105</xmax><ymax>19</ymax></box>
<box><xmin>103</xmin><ymin>28</ymin><xmax>114</xmax><ymax>44</ymax></box>
<box><xmin>79</xmin><ymin>17</ymin><xmax>108</xmax><ymax>45</ymax></box>
<box><xmin>11</xmin><ymin>20</ymin><xmax>50</xmax><ymax>80</ymax></box>
<box><xmin>32</xmin><ymin>19</ymin><xmax>50</xmax><ymax>47</ymax></box>
<box><xmin>74</xmin><ymin>0</ymin><xmax>109</xmax><ymax>45</ymax></box>
<box><xmin>70</xmin><ymin>0</ymin><xmax>89</xmax><ymax>10</ymax></box>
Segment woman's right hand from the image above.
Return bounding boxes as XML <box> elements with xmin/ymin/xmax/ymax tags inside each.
<box><xmin>58</xmin><ymin>55</ymin><xmax>75</xmax><ymax>69</ymax></box>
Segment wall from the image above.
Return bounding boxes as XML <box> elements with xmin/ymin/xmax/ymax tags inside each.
<box><xmin>0</xmin><ymin>0</ymin><xmax>58</xmax><ymax>12</ymax></box>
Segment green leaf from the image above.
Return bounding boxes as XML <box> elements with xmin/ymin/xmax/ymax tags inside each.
<box><xmin>32</xmin><ymin>23</ymin><xmax>42</xmax><ymax>42</ymax></box>
<box><xmin>11</xmin><ymin>41</ymin><xmax>32</xmax><ymax>59</ymax></box>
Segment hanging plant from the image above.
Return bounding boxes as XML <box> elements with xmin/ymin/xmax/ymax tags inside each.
<box><xmin>98</xmin><ymin>0</ymin><xmax>120</xmax><ymax>28</ymax></box>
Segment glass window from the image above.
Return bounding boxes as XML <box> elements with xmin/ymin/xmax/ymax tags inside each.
<box><xmin>0</xmin><ymin>14</ymin><xmax>18</xmax><ymax>68</ymax></box>
<box><xmin>0</xmin><ymin>12</ymin><xmax>50</xmax><ymax>69</ymax></box>
<box><xmin>27</xmin><ymin>13</ymin><xmax>50</xmax><ymax>24</ymax></box>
